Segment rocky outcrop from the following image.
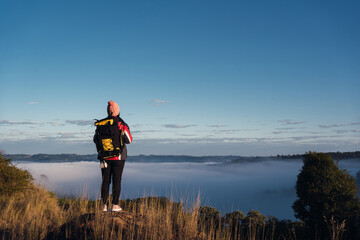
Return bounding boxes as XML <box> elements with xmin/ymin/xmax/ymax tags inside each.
<box><xmin>47</xmin><ymin>211</ymin><xmax>144</xmax><ymax>240</ymax></box>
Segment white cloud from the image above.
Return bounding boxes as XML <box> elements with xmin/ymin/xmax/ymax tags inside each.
<box><xmin>28</xmin><ymin>102</ymin><xmax>39</xmax><ymax>105</ymax></box>
<box><xmin>1</xmin><ymin>133</ymin><xmax>359</xmax><ymax>156</ymax></box>
<box><xmin>65</xmin><ymin>120</ymin><xmax>94</xmax><ymax>126</ymax></box>
<box><xmin>149</xmin><ymin>99</ymin><xmax>168</xmax><ymax>106</ymax></box>
<box><xmin>318</xmin><ymin>122</ymin><xmax>360</xmax><ymax>128</ymax></box>
<box><xmin>207</xmin><ymin>124</ymin><xmax>227</xmax><ymax>128</ymax></box>
<box><xmin>213</xmin><ymin>129</ymin><xmax>248</xmax><ymax>134</ymax></box>
<box><xmin>163</xmin><ymin>124</ymin><xmax>197</xmax><ymax>128</ymax></box>
<box><xmin>48</xmin><ymin>121</ymin><xmax>66</xmax><ymax>126</ymax></box>
<box><xmin>278</xmin><ymin>119</ymin><xmax>306</xmax><ymax>125</ymax></box>
<box><xmin>0</xmin><ymin>120</ymin><xmax>37</xmax><ymax>125</ymax></box>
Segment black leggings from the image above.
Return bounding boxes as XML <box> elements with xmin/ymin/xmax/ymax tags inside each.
<box><xmin>101</xmin><ymin>160</ymin><xmax>125</xmax><ymax>205</ymax></box>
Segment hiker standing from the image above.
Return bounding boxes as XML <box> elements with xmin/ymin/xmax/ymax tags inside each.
<box><xmin>93</xmin><ymin>100</ymin><xmax>132</xmax><ymax>212</ymax></box>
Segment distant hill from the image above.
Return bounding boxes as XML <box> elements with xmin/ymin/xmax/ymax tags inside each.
<box><xmin>4</xmin><ymin>151</ymin><xmax>359</xmax><ymax>163</ymax></box>
<box><xmin>4</xmin><ymin>154</ymin><xmax>236</xmax><ymax>163</ymax></box>
<box><xmin>4</xmin><ymin>154</ymin><xmax>98</xmax><ymax>163</ymax></box>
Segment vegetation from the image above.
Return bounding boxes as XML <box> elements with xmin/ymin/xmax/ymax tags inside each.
<box><xmin>1</xmin><ymin>152</ymin><xmax>359</xmax><ymax>239</ymax></box>
<box><xmin>276</xmin><ymin>151</ymin><xmax>360</xmax><ymax>160</ymax></box>
<box><xmin>5</xmin><ymin>150</ymin><xmax>360</xmax><ymax>163</ymax></box>
<box><xmin>293</xmin><ymin>152</ymin><xmax>360</xmax><ymax>240</ymax></box>
<box><xmin>0</xmin><ymin>154</ymin><xmax>63</xmax><ymax>239</ymax></box>
<box><xmin>0</xmin><ymin>154</ymin><xmax>33</xmax><ymax>196</ymax></box>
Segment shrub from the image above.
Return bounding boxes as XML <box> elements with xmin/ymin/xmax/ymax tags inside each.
<box><xmin>0</xmin><ymin>153</ymin><xmax>33</xmax><ymax>196</ymax></box>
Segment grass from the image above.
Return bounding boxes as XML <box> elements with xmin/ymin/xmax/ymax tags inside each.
<box><xmin>0</xmin><ymin>186</ymin><xmax>62</xmax><ymax>239</ymax></box>
<box><xmin>1</xmin><ymin>184</ymin><xmax>306</xmax><ymax>240</ymax></box>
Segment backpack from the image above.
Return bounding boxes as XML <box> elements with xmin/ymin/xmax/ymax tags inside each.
<box><xmin>94</xmin><ymin>116</ymin><xmax>123</xmax><ymax>160</ymax></box>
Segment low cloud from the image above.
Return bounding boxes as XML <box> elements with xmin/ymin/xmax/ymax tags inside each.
<box><xmin>163</xmin><ymin>124</ymin><xmax>197</xmax><ymax>129</ymax></box>
<box><xmin>334</xmin><ymin>130</ymin><xmax>348</xmax><ymax>134</ymax></box>
<box><xmin>58</xmin><ymin>132</ymin><xmax>81</xmax><ymax>139</ymax></box>
<box><xmin>149</xmin><ymin>99</ymin><xmax>168</xmax><ymax>106</ymax></box>
<box><xmin>319</xmin><ymin>122</ymin><xmax>360</xmax><ymax>128</ymax></box>
<box><xmin>1</xmin><ymin>119</ymin><xmax>94</xmax><ymax>127</ymax></box>
<box><xmin>207</xmin><ymin>124</ymin><xmax>227</xmax><ymax>128</ymax></box>
<box><xmin>65</xmin><ymin>120</ymin><xmax>94</xmax><ymax>126</ymax></box>
<box><xmin>290</xmin><ymin>135</ymin><xmax>341</xmax><ymax>141</ymax></box>
<box><xmin>48</xmin><ymin>121</ymin><xmax>66</xmax><ymax>127</ymax></box>
<box><xmin>318</xmin><ymin>124</ymin><xmax>345</xmax><ymax>128</ymax></box>
<box><xmin>213</xmin><ymin>129</ymin><xmax>249</xmax><ymax>134</ymax></box>
<box><xmin>276</xmin><ymin>127</ymin><xmax>296</xmax><ymax>130</ymax></box>
<box><xmin>135</xmin><ymin>137</ymin><xmax>281</xmax><ymax>145</ymax></box>
<box><xmin>0</xmin><ymin>120</ymin><xmax>37</xmax><ymax>125</ymax></box>
<box><xmin>133</xmin><ymin>134</ymin><xmax>352</xmax><ymax>147</ymax></box>
<box><xmin>278</xmin><ymin>119</ymin><xmax>306</xmax><ymax>125</ymax></box>
<box><xmin>179</xmin><ymin>134</ymin><xmax>197</xmax><ymax>137</ymax></box>
<box><xmin>272</xmin><ymin>131</ymin><xmax>284</xmax><ymax>135</ymax></box>
<box><xmin>28</xmin><ymin>102</ymin><xmax>39</xmax><ymax>105</ymax></box>
<box><xmin>2</xmin><ymin>134</ymin><xmax>359</xmax><ymax>156</ymax></box>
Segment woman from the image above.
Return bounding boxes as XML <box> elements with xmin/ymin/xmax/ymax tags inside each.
<box><xmin>94</xmin><ymin>100</ymin><xmax>132</xmax><ymax>211</ymax></box>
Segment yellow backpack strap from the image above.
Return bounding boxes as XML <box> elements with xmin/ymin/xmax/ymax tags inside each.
<box><xmin>95</xmin><ymin>119</ymin><xmax>114</xmax><ymax>126</ymax></box>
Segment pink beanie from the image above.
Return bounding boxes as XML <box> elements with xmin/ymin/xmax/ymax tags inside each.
<box><xmin>107</xmin><ymin>100</ymin><xmax>120</xmax><ymax>116</ymax></box>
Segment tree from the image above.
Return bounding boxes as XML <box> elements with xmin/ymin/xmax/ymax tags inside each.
<box><xmin>224</xmin><ymin>210</ymin><xmax>245</xmax><ymax>225</ymax></box>
<box><xmin>356</xmin><ymin>170</ymin><xmax>360</xmax><ymax>191</ymax></box>
<box><xmin>243</xmin><ymin>210</ymin><xmax>267</xmax><ymax>240</ymax></box>
<box><xmin>199</xmin><ymin>206</ymin><xmax>221</xmax><ymax>223</ymax></box>
<box><xmin>293</xmin><ymin>152</ymin><xmax>360</xmax><ymax>240</ymax></box>
<box><xmin>198</xmin><ymin>206</ymin><xmax>221</xmax><ymax>234</ymax></box>
<box><xmin>223</xmin><ymin>211</ymin><xmax>245</xmax><ymax>239</ymax></box>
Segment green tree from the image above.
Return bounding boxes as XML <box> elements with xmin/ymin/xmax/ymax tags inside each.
<box><xmin>243</xmin><ymin>210</ymin><xmax>266</xmax><ymax>240</ymax></box>
<box><xmin>223</xmin><ymin>211</ymin><xmax>245</xmax><ymax>239</ymax></box>
<box><xmin>293</xmin><ymin>152</ymin><xmax>360</xmax><ymax>240</ymax></box>
<box><xmin>198</xmin><ymin>206</ymin><xmax>221</xmax><ymax>234</ymax></box>
<box><xmin>199</xmin><ymin>206</ymin><xmax>221</xmax><ymax>223</ymax></box>
<box><xmin>224</xmin><ymin>210</ymin><xmax>245</xmax><ymax>225</ymax></box>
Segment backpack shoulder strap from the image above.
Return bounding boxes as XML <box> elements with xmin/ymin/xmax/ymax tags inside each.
<box><xmin>95</xmin><ymin>116</ymin><xmax>118</xmax><ymax>126</ymax></box>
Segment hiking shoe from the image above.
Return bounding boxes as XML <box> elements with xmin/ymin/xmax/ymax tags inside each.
<box><xmin>102</xmin><ymin>204</ymin><xmax>108</xmax><ymax>212</ymax></box>
<box><xmin>111</xmin><ymin>204</ymin><xmax>122</xmax><ymax>212</ymax></box>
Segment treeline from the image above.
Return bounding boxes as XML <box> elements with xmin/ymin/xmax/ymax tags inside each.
<box><xmin>3</xmin><ymin>154</ymin><xmax>232</xmax><ymax>163</ymax></box>
<box><xmin>276</xmin><ymin>151</ymin><xmax>360</xmax><ymax>160</ymax></box>
<box><xmin>4</xmin><ymin>151</ymin><xmax>360</xmax><ymax>163</ymax></box>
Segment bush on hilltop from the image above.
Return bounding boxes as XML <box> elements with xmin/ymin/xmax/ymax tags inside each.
<box><xmin>0</xmin><ymin>153</ymin><xmax>33</xmax><ymax>196</ymax></box>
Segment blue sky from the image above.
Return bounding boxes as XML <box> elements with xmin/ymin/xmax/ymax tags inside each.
<box><xmin>0</xmin><ymin>0</ymin><xmax>359</xmax><ymax>156</ymax></box>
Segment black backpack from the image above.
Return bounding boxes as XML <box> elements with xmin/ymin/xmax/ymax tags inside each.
<box><xmin>94</xmin><ymin>116</ymin><xmax>123</xmax><ymax>160</ymax></box>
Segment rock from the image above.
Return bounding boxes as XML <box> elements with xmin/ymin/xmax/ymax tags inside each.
<box><xmin>47</xmin><ymin>210</ymin><xmax>144</xmax><ymax>240</ymax></box>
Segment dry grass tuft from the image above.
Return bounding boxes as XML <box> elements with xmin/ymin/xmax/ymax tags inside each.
<box><xmin>0</xmin><ymin>186</ymin><xmax>63</xmax><ymax>240</ymax></box>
